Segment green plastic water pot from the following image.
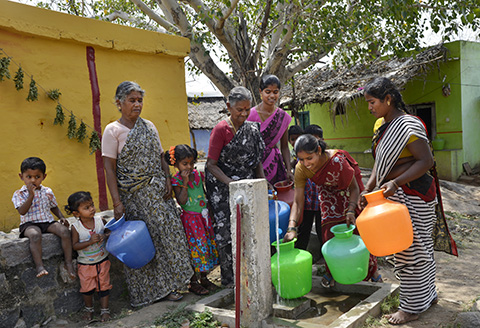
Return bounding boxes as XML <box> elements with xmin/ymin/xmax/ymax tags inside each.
<box><xmin>271</xmin><ymin>238</ymin><xmax>312</xmax><ymax>299</ymax></box>
<box><xmin>321</xmin><ymin>224</ymin><xmax>369</xmax><ymax>285</ymax></box>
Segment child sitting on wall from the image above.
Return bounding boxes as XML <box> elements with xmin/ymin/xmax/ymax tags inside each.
<box><xmin>11</xmin><ymin>157</ymin><xmax>76</xmax><ymax>279</ymax></box>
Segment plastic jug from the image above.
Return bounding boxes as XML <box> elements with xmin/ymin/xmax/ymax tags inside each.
<box><xmin>321</xmin><ymin>224</ymin><xmax>369</xmax><ymax>284</ymax></box>
<box><xmin>268</xmin><ymin>199</ymin><xmax>290</xmax><ymax>244</ymax></box>
<box><xmin>271</xmin><ymin>238</ymin><xmax>312</xmax><ymax>299</ymax></box>
<box><xmin>274</xmin><ymin>180</ymin><xmax>295</xmax><ymax>208</ymax></box>
<box><xmin>105</xmin><ymin>215</ymin><xmax>156</xmax><ymax>269</ymax></box>
<box><xmin>356</xmin><ymin>190</ymin><xmax>413</xmax><ymax>257</ymax></box>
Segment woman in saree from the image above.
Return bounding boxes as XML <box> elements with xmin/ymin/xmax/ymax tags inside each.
<box><xmin>247</xmin><ymin>74</ymin><xmax>294</xmax><ymax>185</ymax></box>
<box><xmin>283</xmin><ymin>134</ymin><xmax>381</xmax><ymax>287</ymax></box>
<box><xmin>205</xmin><ymin>86</ymin><xmax>266</xmax><ymax>287</ymax></box>
<box><xmin>102</xmin><ymin>81</ymin><xmax>193</xmax><ymax>306</ymax></box>
<box><xmin>362</xmin><ymin>77</ymin><xmax>457</xmax><ymax>325</ymax></box>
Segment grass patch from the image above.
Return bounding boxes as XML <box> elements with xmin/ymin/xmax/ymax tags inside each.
<box><xmin>380</xmin><ymin>293</ymin><xmax>400</xmax><ymax>314</ymax></box>
<box><xmin>153</xmin><ymin>305</ymin><xmax>221</xmax><ymax>328</ymax></box>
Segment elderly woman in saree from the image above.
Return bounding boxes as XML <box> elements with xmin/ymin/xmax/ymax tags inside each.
<box><xmin>205</xmin><ymin>86</ymin><xmax>266</xmax><ymax>287</ymax></box>
<box><xmin>247</xmin><ymin>74</ymin><xmax>294</xmax><ymax>185</ymax></box>
<box><xmin>361</xmin><ymin>77</ymin><xmax>457</xmax><ymax>325</ymax></box>
<box><xmin>102</xmin><ymin>81</ymin><xmax>193</xmax><ymax>306</ymax></box>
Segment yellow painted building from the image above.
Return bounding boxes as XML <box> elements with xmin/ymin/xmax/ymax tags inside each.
<box><xmin>0</xmin><ymin>1</ymin><xmax>191</xmax><ymax>231</ymax></box>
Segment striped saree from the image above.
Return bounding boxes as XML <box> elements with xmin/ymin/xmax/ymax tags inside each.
<box><xmin>373</xmin><ymin>114</ymin><xmax>456</xmax><ymax>314</ymax></box>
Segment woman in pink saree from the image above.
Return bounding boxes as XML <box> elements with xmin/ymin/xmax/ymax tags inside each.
<box><xmin>248</xmin><ymin>74</ymin><xmax>293</xmax><ymax>185</ymax></box>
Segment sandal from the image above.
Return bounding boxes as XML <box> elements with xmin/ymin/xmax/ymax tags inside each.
<box><xmin>100</xmin><ymin>308</ymin><xmax>111</xmax><ymax>322</ymax></box>
<box><xmin>371</xmin><ymin>274</ymin><xmax>383</xmax><ymax>282</ymax></box>
<box><xmin>165</xmin><ymin>291</ymin><xmax>184</xmax><ymax>301</ymax></box>
<box><xmin>200</xmin><ymin>278</ymin><xmax>218</xmax><ymax>291</ymax></box>
<box><xmin>82</xmin><ymin>306</ymin><xmax>94</xmax><ymax>322</ymax></box>
<box><xmin>321</xmin><ymin>274</ymin><xmax>334</xmax><ymax>288</ymax></box>
<box><xmin>189</xmin><ymin>282</ymin><xmax>210</xmax><ymax>295</ymax></box>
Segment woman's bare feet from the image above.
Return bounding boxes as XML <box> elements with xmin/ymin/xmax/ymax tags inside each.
<box><xmin>385</xmin><ymin>310</ymin><xmax>419</xmax><ymax>325</ymax></box>
<box><xmin>36</xmin><ymin>267</ymin><xmax>49</xmax><ymax>278</ymax></box>
<box><xmin>82</xmin><ymin>307</ymin><xmax>94</xmax><ymax>321</ymax></box>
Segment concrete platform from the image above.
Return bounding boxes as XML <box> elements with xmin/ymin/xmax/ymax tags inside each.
<box><xmin>187</xmin><ymin>277</ymin><xmax>399</xmax><ymax>328</ymax></box>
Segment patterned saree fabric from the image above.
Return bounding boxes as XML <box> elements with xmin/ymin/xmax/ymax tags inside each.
<box><xmin>205</xmin><ymin>121</ymin><xmax>264</xmax><ymax>285</ymax></box>
<box><xmin>310</xmin><ymin>150</ymin><xmax>377</xmax><ymax>280</ymax></box>
<box><xmin>248</xmin><ymin>107</ymin><xmax>291</xmax><ymax>184</ymax></box>
<box><xmin>116</xmin><ymin>118</ymin><xmax>193</xmax><ymax>307</ymax></box>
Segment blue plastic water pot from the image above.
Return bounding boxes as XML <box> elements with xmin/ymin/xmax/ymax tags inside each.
<box><xmin>268</xmin><ymin>199</ymin><xmax>290</xmax><ymax>244</ymax></box>
<box><xmin>105</xmin><ymin>215</ymin><xmax>156</xmax><ymax>269</ymax></box>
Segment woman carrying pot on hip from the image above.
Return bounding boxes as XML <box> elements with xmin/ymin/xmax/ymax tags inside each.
<box><xmin>361</xmin><ymin>77</ymin><xmax>457</xmax><ymax>325</ymax></box>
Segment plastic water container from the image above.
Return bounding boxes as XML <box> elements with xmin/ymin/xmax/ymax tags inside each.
<box><xmin>356</xmin><ymin>190</ymin><xmax>413</xmax><ymax>256</ymax></box>
<box><xmin>271</xmin><ymin>238</ymin><xmax>312</xmax><ymax>299</ymax></box>
<box><xmin>321</xmin><ymin>224</ymin><xmax>369</xmax><ymax>284</ymax></box>
<box><xmin>105</xmin><ymin>215</ymin><xmax>156</xmax><ymax>269</ymax></box>
<box><xmin>268</xmin><ymin>199</ymin><xmax>290</xmax><ymax>244</ymax></box>
<box><xmin>274</xmin><ymin>180</ymin><xmax>295</xmax><ymax>208</ymax></box>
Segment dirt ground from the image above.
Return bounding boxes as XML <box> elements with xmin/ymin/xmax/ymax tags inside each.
<box><xmin>45</xmin><ymin>178</ymin><xmax>480</xmax><ymax>328</ymax></box>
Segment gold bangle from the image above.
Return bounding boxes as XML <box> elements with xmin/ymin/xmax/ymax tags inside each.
<box><xmin>113</xmin><ymin>202</ymin><xmax>122</xmax><ymax>208</ymax></box>
<box><xmin>346</xmin><ymin>210</ymin><xmax>355</xmax><ymax>215</ymax></box>
<box><xmin>392</xmin><ymin>180</ymin><xmax>400</xmax><ymax>189</ymax></box>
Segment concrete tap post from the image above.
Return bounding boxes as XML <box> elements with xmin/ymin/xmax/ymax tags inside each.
<box><xmin>229</xmin><ymin>178</ymin><xmax>273</xmax><ymax>327</ymax></box>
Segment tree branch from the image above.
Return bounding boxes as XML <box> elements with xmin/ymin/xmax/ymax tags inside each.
<box><xmin>284</xmin><ymin>52</ymin><xmax>328</xmax><ymax>80</ymax></box>
<box><xmin>217</xmin><ymin>0</ymin><xmax>240</xmax><ymax>30</ymax></box>
<box><xmin>130</xmin><ymin>0</ymin><xmax>179</xmax><ymax>33</ymax></box>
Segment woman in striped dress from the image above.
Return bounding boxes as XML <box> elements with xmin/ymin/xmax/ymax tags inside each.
<box><xmin>361</xmin><ymin>77</ymin><xmax>445</xmax><ymax>325</ymax></box>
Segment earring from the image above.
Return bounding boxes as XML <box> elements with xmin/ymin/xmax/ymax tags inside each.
<box><xmin>387</xmin><ymin>101</ymin><xmax>390</xmax><ymax>106</ymax></box>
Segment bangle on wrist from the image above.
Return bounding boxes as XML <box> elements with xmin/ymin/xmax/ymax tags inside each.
<box><xmin>392</xmin><ymin>179</ymin><xmax>400</xmax><ymax>189</ymax></box>
<box><xmin>287</xmin><ymin>226</ymin><xmax>298</xmax><ymax>233</ymax></box>
<box><xmin>113</xmin><ymin>201</ymin><xmax>122</xmax><ymax>208</ymax></box>
<box><xmin>288</xmin><ymin>219</ymin><xmax>298</xmax><ymax>225</ymax></box>
<box><xmin>346</xmin><ymin>210</ymin><xmax>355</xmax><ymax>215</ymax></box>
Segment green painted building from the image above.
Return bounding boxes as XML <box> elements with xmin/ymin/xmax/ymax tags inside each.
<box><xmin>282</xmin><ymin>41</ymin><xmax>480</xmax><ymax>181</ymax></box>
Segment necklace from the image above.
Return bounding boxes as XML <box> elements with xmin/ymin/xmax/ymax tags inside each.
<box><xmin>228</xmin><ymin>117</ymin><xmax>237</xmax><ymax>134</ymax></box>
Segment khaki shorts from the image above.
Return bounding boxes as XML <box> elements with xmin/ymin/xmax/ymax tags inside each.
<box><xmin>78</xmin><ymin>259</ymin><xmax>112</xmax><ymax>293</ymax></box>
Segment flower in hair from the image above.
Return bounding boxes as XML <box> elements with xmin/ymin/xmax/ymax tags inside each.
<box><xmin>169</xmin><ymin>146</ymin><xmax>176</xmax><ymax>165</ymax></box>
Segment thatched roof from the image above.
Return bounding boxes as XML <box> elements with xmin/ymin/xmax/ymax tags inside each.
<box><xmin>188</xmin><ymin>97</ymin><xmax>227</xmax><ymax>129</ymax></box>
<box><xmin>280</xmin><ymin>44</ymin><xmax>449</xmax><ymax>113</ymax></box>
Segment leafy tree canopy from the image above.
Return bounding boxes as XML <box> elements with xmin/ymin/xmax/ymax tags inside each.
<box><xmin>33</xmin><ymin>0</ymin><xmax>480</xmax><ymax>100</ymax></box>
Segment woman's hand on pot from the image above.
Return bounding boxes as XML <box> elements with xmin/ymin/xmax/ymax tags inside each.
<box><xmin>283</xmin><ymin>230</ymin><xmax>296</xmax><ymax>243</ymax></box>
<box><xmin>286</xmin><ymin>171</ymin><xmax>295</xmax><ymax>182</ymax></box>
<box><xmin>380</xmin><ymin>180</ymin><xmax>398</xmax><ymax>198</ymax></box>
<box><xmin>114</xmin><ymin>203</ymin><xmax>124</xmax><ymax>220</ymax></box>
<box><xmin>358</xmin><ymin>190</ymin><xmax>370</xmax><ymax>209</ymax></box>
<box><xmin>346</xmin><ymin>212</ymin><xmax>356</xmax><ymax>227</ymax></box>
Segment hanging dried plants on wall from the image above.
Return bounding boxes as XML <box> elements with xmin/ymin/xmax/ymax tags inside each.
<box><xmin>0</xmin><ymin>48</ymin><xmax>102</xmax><ymax>153</ymax></box>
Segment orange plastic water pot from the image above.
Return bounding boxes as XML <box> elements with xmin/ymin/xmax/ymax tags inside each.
<box><xmin>356</xmin><ymin>190</ymin><xmax>413</xmax><ymax>257</ymax></box>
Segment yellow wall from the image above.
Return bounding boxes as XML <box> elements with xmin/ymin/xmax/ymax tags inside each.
<box><xmin>0</xmin><ymin>1</ymin><xmax>191</xmax><ymax>231</ymax></box>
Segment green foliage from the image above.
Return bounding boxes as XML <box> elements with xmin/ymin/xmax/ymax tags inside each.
<box><xmin>89</xmin><ymin>131</ymin><xmax>102</xmax><ymax>154</ymax></box>
<box><xmin>153</xmin><ymin>306</ymin><xmax>220</xmax><ymax>328</ymax></box>
<box><xmin>380</xmin><ymin>292</ymin><xmax>400</xmax><ymax>314</ymax></box>
<box><xmin>76</xmin><ymin>120</ymin><xmax>87</xmax><ymax>142</ymax></box>
<box><xmin>54</xmin><ymin>104</ymin><xmax>65</xmax><ymax>125</ymax></box>
<box><xmin>14</xmin><ymin>67</ymin><xmax>24</xmax><ymax>90</ymax></box>
<box><xmin>0</xmin><ymin>56</ymin><xmax>11</xmax><ymax>81</ymax></box>
<box><xmin>26</xmin><ymin>76</ymin><xmax>38</xmax><ymax>102</ymax></box>
<box><xmin>30</xmin><ymin>0</ymin><xmax>480</xmax><ymax>96</ymax></box>
<box><xmin>47</xmin><ymin>89</ymin><xmax>62</xmax><ymax>100</ymax></box>
<box><xmin>67</xmin><ymin>113</ymin><xmax>77</xmax><ymax>139</ymax></box>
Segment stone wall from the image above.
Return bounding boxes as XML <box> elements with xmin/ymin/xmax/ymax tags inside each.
<box><xmin>0</xmin><ymin>214</ymin><xmax>126</xmax><ymax>328</ymax></box>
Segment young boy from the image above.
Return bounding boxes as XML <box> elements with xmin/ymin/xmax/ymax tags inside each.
<box><xmin>12</xmin><ymin>157</ymin><xmax>76</xmax><ymax>279</ymax></box>
<box><xmin>288</xmin><ymin>125</ymin><xmax>304</xmax><ymax>170</ymax></box>
<box><xmin>295</xmin><ymin>124</ymin><xmax>323</xmax><ymax>253</ymax></box>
